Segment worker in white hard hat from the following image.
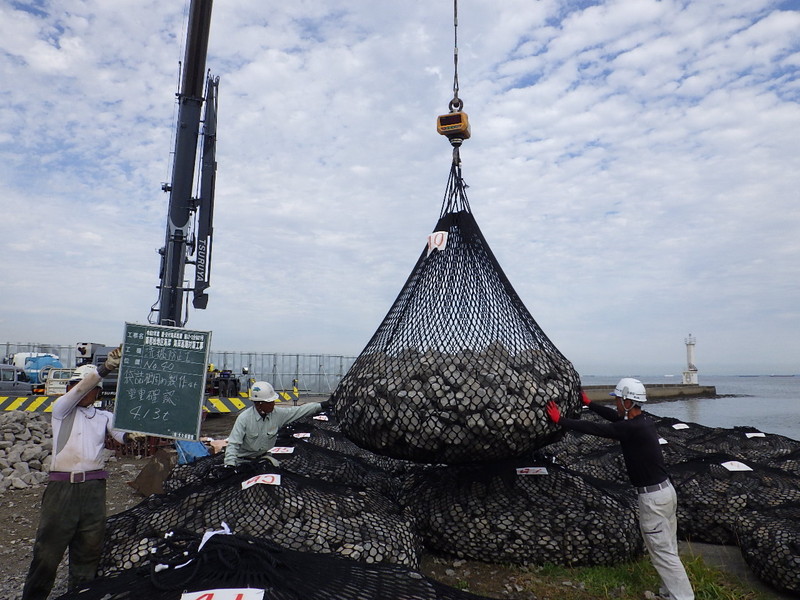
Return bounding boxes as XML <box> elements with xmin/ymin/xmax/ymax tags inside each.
<box><xmin>223</xmin><ymin>381</ymin><xmax>331</xmax><ymax>467</ymax></box>
<box><xmin>545</xmin><ymin>379</ymin><xmax>694</xmax><ymax>600</ymax></box>
<box><xmin>23</xmin><ymin>347</ymin><xmax>147</xmax><ymax>600</ymax></box>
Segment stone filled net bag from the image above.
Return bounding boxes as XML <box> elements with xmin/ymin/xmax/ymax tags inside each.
<box><xmin>735</xmin><ymin>503</ymin><xmax>800</xmax><ymax>596</ymax></box>
<box><xmin>58</xmin><ymin>529</ymin><xmax>497</xmax><ymax>600</ymax></box>
<box><xmin>399</xmin><ymin>457</ymin><xmax>643</xmax><ymax>567</ymax></box>
<box><xmin>670</xmin><ymin>453</ymin><xmax>800</xmax><ymax>545</ymax></box>
<box><xmin>331</xmin><ymin>161</ymin><xmax>582</xmax><ymax>463</ymax></box>
<box><xmin>99</xmin><ymin>455</ymin><xmax>421</xmax><ymax>575</ymax></box>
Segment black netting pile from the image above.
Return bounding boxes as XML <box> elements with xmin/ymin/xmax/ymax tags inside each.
<box><xmin>51</xmin><ymin>405</ymin><xmax>800</xmax><ymax>598</ymax></box>
<box><xmin>283</xmin><ymin>417</ymin><xmax>435</xmax><ymax>483</ymax></box>
<box><xmin>668</xmin><ymin>453</ymin><xmax>800</xmax><ymax>545</ymax></box>
<box><xmin>331</xmin><ymin>162</ymin><xmax>581</xmax><ymax>463</ymax></box>
<box><xmin>651</xmin><ymin>416</ymin><xmax>723</xmax><ymax>464</ymax></box>
<box><xmin>764</xmin><ymin>446</ymin><xmax>800</xmax><ymax>476</ymax></box>
<box><xmin>652</xmin><ymin>416</ymin><xmax>800</xmax><ymax>466</ymax></box>
<box><xmin>58</xmin><ymin>529</ymin><xmax>496</xmax><ymax>600</ymax></box>
<box><xmin>399</xmin><ymin>457</ymin><xmax>643</xmax><ymax>566</ymax></box>
<box><xmin>100</xmin><ymin>454</ymin><xmax>421</xmax><ymax>574</ymax></box>
<box><xmin>735</xmin><ymin>503</ymin><xmax>800</xmax><ymax>596</ymax></box>
<box><xmin>542</xmin><ymin>410</ymin><xmax>628</xmax><ymax>484</ymax></box>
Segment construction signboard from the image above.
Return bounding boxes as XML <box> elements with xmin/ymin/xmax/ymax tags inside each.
<box><xmin>114</xmin><ymin>322</ymin><xmax>211</xmax><ymax>440</ymax></box>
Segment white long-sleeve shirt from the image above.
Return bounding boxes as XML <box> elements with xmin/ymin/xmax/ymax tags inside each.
<box><xmin>50</xmin><ymin>370</ymin><xmax>126</xmax><ymax>473</ymax></box>
<box><xmin>224</xmin><ymin>403</ymin><xmax>322</xmax><ymax>466</ymax></box>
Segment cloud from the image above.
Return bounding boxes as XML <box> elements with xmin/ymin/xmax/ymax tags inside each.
<box><xmin>1</xmin><ymin>0</ymin><xmax>798</xmax><ymax>376</ymax></box>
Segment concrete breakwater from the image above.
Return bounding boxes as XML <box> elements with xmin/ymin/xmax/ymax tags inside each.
<box><xmin>582</xmin><ymin>383</ymin><xmax>716</xmax><ymax>402</ymax></box>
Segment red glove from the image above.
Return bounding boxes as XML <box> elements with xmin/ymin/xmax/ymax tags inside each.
<box><xmin>545</xmin><ymin>401</ymin><xmax>561</xmax><ymax>424</ymax></box>
<box><xmin>581</xmin><ymin>391</ymin><xmax>592</xmax><ymax>406</ymax></box>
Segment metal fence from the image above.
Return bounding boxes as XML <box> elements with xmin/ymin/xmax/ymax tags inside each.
<box><xmin>2</xmin><ymin>342</ymin><xmax>356</xmax><ymax>395</ymax></box>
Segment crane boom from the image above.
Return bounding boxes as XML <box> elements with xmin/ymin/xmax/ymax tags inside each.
<box><xmin>156</xmin><ymin>0</ymin><xmax>215</xmax><ymax>327</ymax></box>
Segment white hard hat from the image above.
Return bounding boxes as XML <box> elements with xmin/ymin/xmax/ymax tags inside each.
<box><xmin>250</xmin><ymin>381</ymin><xmax>279</xmax><ymax>403</ymax></box>
<box><xmin>610</xmin><ymin>377</ymin><xmax>647</xmax><ymax>403</ymax></box>
<box><xmin>70</xmin><ymin>364</ymin><xmax>102</xmax><ymax>389</ymax></box>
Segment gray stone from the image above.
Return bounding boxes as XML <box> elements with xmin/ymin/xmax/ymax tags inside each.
<box><xmin>20</xmin><ymin>445</ymin><xmax>40</xmax><ymax>463</ymax></box>
<box><xmin>10</xmin><ymin>477</ymin><xmax>28</xmax><ymax>489</ymax></box>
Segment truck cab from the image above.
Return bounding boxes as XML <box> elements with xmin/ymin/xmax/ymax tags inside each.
<box><xmin>0</xmin><ymin>364</ymin><xmax>34</xmax><ymax>394</ymax></box>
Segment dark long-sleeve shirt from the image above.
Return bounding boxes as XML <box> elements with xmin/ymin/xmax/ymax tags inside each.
<box><xmin>559</xmin><ymin>402</ymin><xmax>669</xmax><ymax>488</ymax></box>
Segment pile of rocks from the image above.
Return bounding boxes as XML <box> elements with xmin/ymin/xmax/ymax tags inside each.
<box><xmin>0</xmin><ymin>411</ymin><xmax>51</xmax><ymax>493</ymax></box>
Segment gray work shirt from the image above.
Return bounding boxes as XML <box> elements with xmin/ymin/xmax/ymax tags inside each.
<box><xmin>224</xmin><ymin>403</ymin><xmax>322</xmax><ymax>466</ymax></box>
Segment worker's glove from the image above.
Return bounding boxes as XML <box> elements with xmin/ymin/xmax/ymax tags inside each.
<box><xmin>545</xmin><ymin>401</ymin><xmax>561</xmax><ymax>424</ymax></box>
<box><xmin>105</xmin><ymin>346</ymin><xmax>122</xmax><ymax>370</ymax></box>
<box><xmin>581</xmin><ymin>391</ymin><xmax>592</xmax><ymax>406</ymax></box>
<box><xmin>125</xmin><ymin>432</ymin><xmax>147</xmax><ymax>444</ymax></box>
<box><xmin>319</xmin><ymin>400</ymin><xmax>333</xmax><ymax>412</ymax></box>
<box><xmin>96</xmin><ymin>345</ymin><xmax>122</xmax><ymax>377</ymax></box>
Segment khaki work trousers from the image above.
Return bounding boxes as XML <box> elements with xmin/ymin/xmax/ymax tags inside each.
<box><xmin>638</xmin><ymin>482</ymin><xmax>694</xmax><ymax>600</ymax></box>
<box><xmin>22</xmin><ymin>479</ymin><xmax>107</xmax><ymax>600</ymax></box>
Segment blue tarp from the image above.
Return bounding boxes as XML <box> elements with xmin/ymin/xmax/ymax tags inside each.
<box><xmin>175</xmin><ymin>440</ymin><xmax>210</xmax><ymax>464</ymax></box>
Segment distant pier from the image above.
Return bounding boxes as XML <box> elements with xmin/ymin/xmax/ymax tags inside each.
<box><xmin>583</xmin><ymin>383</ymin><xmax>717</xmax><ymax>402</ymax></box>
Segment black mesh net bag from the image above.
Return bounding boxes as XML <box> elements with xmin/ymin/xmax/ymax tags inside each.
<box><xmin>670</xmin><ymin>453</ymin><xmax>800</xmax><ymax>545</ymax></box>
<box><xmin>58</xmin><ymin>529</ymin><xmax>498</xmax><ymax>600</ymax></box>
<box><xmin>735</xmin><ymin>503</ymin><xmax>800</xmax><ymax>596</ymax></box>
<box><xmin>684</xmin><ymin>425</ymin><xmax>800</xmax><ymax>464</ymax></box>
<box><xmin>764</xmin><ymin>446</ymin><xmax>800</xmax><ymax>477</ymax></box>
<box><xmin>399</xmin><ymin>457</ymin><xmax>643</xmax><ymax>567</ymax></box>
<box><xmin>331</xmin><ymin>161</ymin><xmax>581</xmax><ymax>463</ymax></box>
<box><xmin>283</xmin><ymin>416</ymin><xmax>436</xmax><ymax>482</ymax></box>
<box><xmin>652</xmin><ymin>416</ymin><xmax>800</xmax><ymax>465</ymax></box>
<box><xmin>99</xmin><ymin>455</ymin><xmax>422</xmax><ymax>575</ymax></box>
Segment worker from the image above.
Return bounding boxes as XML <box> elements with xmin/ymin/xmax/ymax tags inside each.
<box><xmin>545</xmin><ymin>378</ymin><xmax>694</xmax><ymax>600</ymax></box>
<box><xmin>224</xmin><ymin>381</ymin><xmax>330</xmax><ymax>467</ymax></box>
<box><xmin>22</xmin><ymin>347</ymin><xmax>146</xmax><ymax>600</ymax></box>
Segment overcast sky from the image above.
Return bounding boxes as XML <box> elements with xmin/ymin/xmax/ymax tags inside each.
<box><xmin>2</xmin><ymin>0</ymin><xmax>799</xmax><ymax>376</ymax></box>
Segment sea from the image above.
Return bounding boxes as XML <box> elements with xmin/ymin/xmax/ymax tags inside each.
<box><xmin>580</xmin><ymin>375</ymin><xmax>800</xmax><ymax>441</ymax></box>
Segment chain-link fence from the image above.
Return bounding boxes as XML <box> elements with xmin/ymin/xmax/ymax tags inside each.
<box><xmin>2</xmin><ymin>342</ymin><xmax>356</xmax><ymax>395</ymax></box>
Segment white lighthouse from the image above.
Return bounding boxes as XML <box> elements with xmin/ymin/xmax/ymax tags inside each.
<box><xmin>682</xmin><ymin>334</ymin><xmax>698</xmax><ymax>385</ymax></box>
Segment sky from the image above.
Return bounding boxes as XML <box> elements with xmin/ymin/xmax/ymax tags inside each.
<box><xmin>1</xmin><ymin>0</ymin><xmax>799</xmax><ymax>376</ymax></box>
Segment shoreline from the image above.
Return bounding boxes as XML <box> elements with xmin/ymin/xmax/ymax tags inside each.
<box><xmin>582</xmin><ymin>383</ymin><xmax>717</xmax><ymax>402</ymax></box>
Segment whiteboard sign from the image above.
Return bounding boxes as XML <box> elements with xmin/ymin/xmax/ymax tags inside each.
<box><xmin>672</xmin><ymin>423</ymin><xmax>690</xmax><ymax>430</ymax></box>
<box><xmin>313</xmin><ymin>415</ymin><xmax>329</xmax><ymax>421</ymax></box>
<box><xmin>292</xmin><ymin>432</ymin><xmax>311</xmax><ymax>438</ymax></box>
<box><xmin>268</xmin><ymin>446</ymin><xmax>294</xmax><ymax>454</ymax></box>
<box><xmin>115</xmin><ymin>323</ymin><xmax>210</xmax><ymax>440</ymax></box>
<box><xmin>745</xmin><ymin>432</ymin><xmax>766</xmax><ymax>438</ymax></box>
<box><xmin>241</xmin><ymin>473</ymin><xmax>282</xmax><ymax>489</ymax></box>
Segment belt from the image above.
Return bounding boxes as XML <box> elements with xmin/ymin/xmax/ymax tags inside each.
<box><xmin>48</xmin><ymin>470</ymin><xmax>108</xmax><ymax>483</ymax></box>
<box><xmin>636</xmin><ymin>480</ymin><xmax>671</xmax><ymax>494</ymax></box>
